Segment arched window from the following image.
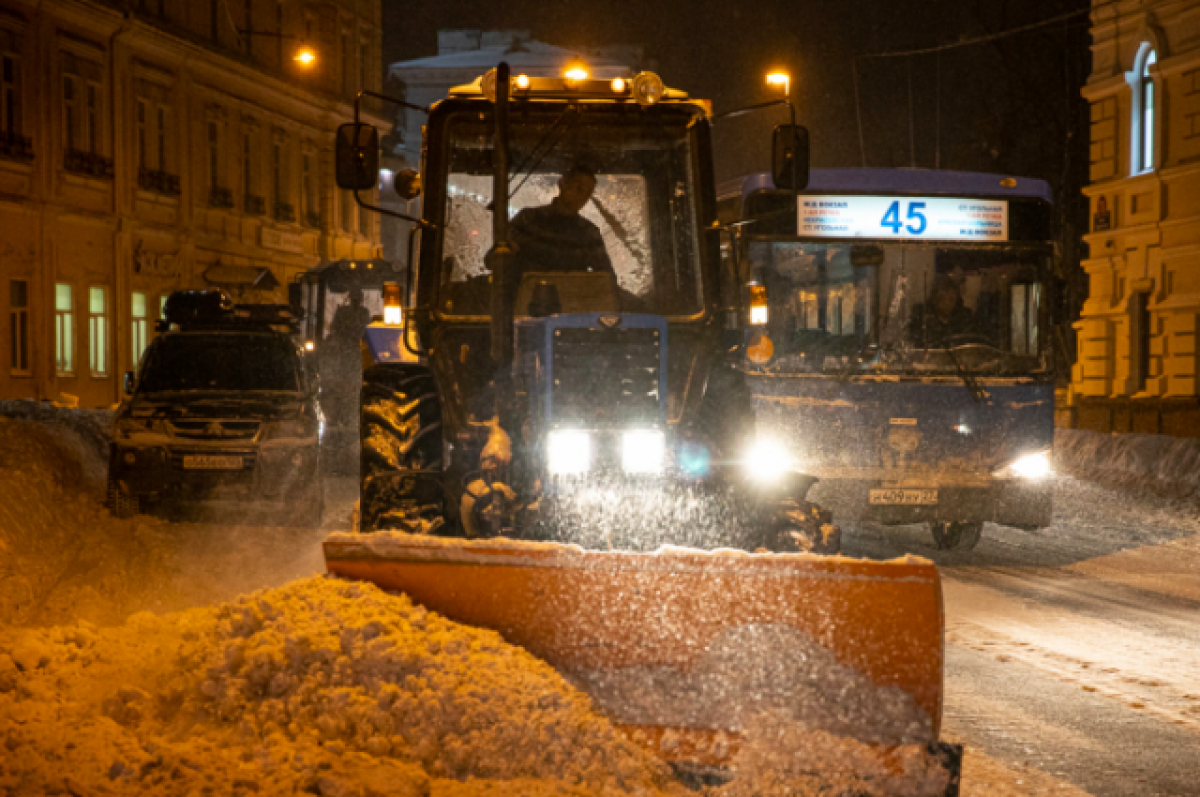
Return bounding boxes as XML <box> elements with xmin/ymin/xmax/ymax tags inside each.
<box><xmin>1141</xmin><ymin>50</ymin><xmax>1157</xmax><ymax>173</ymax></box>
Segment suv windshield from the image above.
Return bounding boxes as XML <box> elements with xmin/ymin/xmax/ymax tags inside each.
<box><xmin>745</xmin><ymin>240</ymin><xmax>1050</xmax><ymax>377</ymax></box>
<box><xmin>437</xmin><ymin>108</ymin><xmax>704</xmax><ymax>317</ymax></box>
<box><xmin>139</xmin><ymin>334</ymin><xmax>301</xmax><ymax>393</ymax></box>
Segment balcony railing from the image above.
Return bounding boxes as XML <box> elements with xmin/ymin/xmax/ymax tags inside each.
<box><xmin>208</xmin><ymin>186</ymin><xmax>235</xmax><ymax>209</ymax></box>
<box><xmin>64</xmin><ymin>149</ymin><xmax>114</xmax><ymax>179</ymax></box>
<box><xmin>137</xmin><ymin>167</ymin><xmax>181</xmax><ymax>196</ymax></box>
<box><xmin>273</xmin><ymin>201</ymin><xmax>296</xmax><ymax>223</ymax></box>
<box><xmin>244</xmin><ymin>194</ymin><xmax>266</xmax><ymax>216</ymax></box>
<box><xmin>0</xmin><ymin>132</ymin><xmax>34</xmax><ymax>162</ymax></box>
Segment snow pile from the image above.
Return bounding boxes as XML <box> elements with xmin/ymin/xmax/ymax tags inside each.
<box><xmin>0</xmin><ymin>576</ymin><xmax>690</xmax><ymax>796</ymax></box>
<box><xmin>0</xmin><ymin>417</ymin><xmax>180</xmax><ymax>627</ymax></box>
<box><xmin>719</xmin><ymin>715</ymin><xmax>950</xmax><ymax>797</ymax></box>
<box><xmin>1055</xmin><ymin>428</ymin><xmax>1200</xmax><ymax>501</ymax></box>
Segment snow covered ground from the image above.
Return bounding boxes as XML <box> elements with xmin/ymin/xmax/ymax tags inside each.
<box><xmin>4</xmin><ymin>409</ymin><xmax>1197</xmax><ymax>795</ymax></box>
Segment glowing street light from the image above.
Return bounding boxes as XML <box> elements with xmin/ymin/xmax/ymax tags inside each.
<box><xmin>766</xmin><ymin>71</ymin><xmax>791</xmax><ymax>98</ymax></box>
<box><xmin>294</xmin><ymin>45</ymin><xmax>318</xmax><ymax>67</ymax></box>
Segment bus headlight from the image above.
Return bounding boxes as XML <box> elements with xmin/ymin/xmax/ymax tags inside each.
<box><xmin>743</xmin><ymin>438</ymin><xmax>795</xmax><ymax>483</ymax></box>
<box><xmin>622</xmin><ymin>429</ymin><xmax>664</xmax><ymax>474</ymax></box>
<box><xmin>548</xmin><ymin>430</ymin><xmax>591</xmax><ymax>475</ymax></box>
<box><xmin>995</xmin><ymin>450</ymin><xmax>1052</xmax><ymax>480</ymax></box>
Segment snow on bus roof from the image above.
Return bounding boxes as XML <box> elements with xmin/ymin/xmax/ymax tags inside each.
<box><xmin>718</xmin><ymin>168</ymin><xmax>1053</xmax><ymax>204</ymax></box>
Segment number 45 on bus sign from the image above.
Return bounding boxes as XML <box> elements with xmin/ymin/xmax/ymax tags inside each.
<box><xmin>881</xmin><ymin>201</ymin><xmax>927</xmax><ymax>235</ymax></box>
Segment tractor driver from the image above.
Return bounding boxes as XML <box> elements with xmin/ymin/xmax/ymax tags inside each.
<box><xmin>509</xmin><ymin>164</ymin><xmax>615</xmax><ymax>279</ymax></box>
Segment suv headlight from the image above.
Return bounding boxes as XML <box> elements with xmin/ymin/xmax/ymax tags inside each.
<box><xmin>115</xmin><ymin>417</ymin><xmax>162</xmax><ymax>439</ymax></box>
<box><xmin>548</xmin><ymin>430</ymin><xmax>590</xmax><ymax>475</ymax></box>
<box><xmin>266</xmin><ymin>419</ymin><xmax>317</xmax><ymax>441</ymax></box>
<box><xmin>622</xmin><ymin>429</ymin><xmax>664</xmax><ymax>474</ymax></box>
<box><xmin>994</xmin><ymin>449</ymin><xmax>1052</xmax><ymax>480</ymax></box>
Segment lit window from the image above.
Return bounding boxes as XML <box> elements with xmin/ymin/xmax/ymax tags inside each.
<box><xmin>89</xmin><ymin>286</ymin><xmax>108</xmax><ymax>376</ymax></box>
<box><xmin>1135</xmin><ymin>48</ymin><xmax>1157</xmax><ymax>174</ymax></box>
<box><xmin>55</xmin><ymin>283</ymin><xmax>74</xmax><ymax>375</ymax></box>
<box><xmin>131</xmin><ymin>291</ymin><xmax>148</xmax><ymax>364</ymax></box>
<box><xmin>9</xmin><ymin>279</ymin><xmax>29</xmax><ymax>375</ymax></box>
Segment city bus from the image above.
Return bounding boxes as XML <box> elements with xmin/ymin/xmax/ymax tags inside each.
<box><xmin>718</xmin><ymin>169</ymin><xmax>1056</xmax><ymax>550</ymax></box>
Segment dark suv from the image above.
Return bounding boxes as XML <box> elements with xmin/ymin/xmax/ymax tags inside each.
<box><xmin>107</xmin><ymin>290</ymin><xmax>322</xmax><ymax>524</ymax></box>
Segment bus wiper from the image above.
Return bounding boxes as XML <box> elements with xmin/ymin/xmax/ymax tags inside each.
<box><xmin>944</xmin><ymin>346</ymin><xmax>989</xmax><ymax>404</ymax></box>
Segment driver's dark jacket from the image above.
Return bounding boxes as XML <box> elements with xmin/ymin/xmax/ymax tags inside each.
<box><xmin>509</xmin><ymin>204</ymin><xmax>614</xmax><ymax>277</ymax></box>
<box><xmin>905</xmin><ymin>304</ymin><xmax>985</xmax><ymax>348</ymax></box>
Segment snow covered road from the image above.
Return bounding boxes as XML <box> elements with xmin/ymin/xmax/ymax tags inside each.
<box><xmin>844</xmin><ymin>476</ymin><xmax>1200</xmax><ymax>796</ymax></box>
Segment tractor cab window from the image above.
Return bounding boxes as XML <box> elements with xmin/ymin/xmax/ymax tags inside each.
<box><xmin>437</xmin><ymin>109</ymin><xmax>704</xmax><ymax>318</ymax></box>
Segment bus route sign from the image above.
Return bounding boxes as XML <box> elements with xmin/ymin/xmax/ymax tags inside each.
<box><xmin>798</xmin><ymin>195</ymin><xmax>1009</xmax><ymax>242</ymax></box>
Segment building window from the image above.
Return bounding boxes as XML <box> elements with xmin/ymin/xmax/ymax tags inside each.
<box><xmin>2</xmin><ymin>53</ymin><xmax>20</xmax><ymax>137</ymax></box>
<box><xmin>55</xmin><ymin>283</ymin><xmax>74</xmax><ymax>375</ymax></box>
<box><xmin>243</xmin><ymin>0</ymin><xmax>254</xmax><ymax>55</ymax></box>
<box><xmin>341</xmin><ymin>190</ymin><xmax>353</xmax><ymax>232</ymax></box>
<box><xmin>341</xmin><ymin>31</ymin><xmax>353</xmax><ymax>97</ymax></box>
<box><xmin>1134</xmin><ymin>47</ymin><xmax>1157</xmax><ymax>175</ymax></box>
<box><xmin>136</xmin><ymin>100</ymin><xmax>148</xmax><ymax>168</ymax></box>
<box><xmin>86</xmin><ymin>82</ymin><xmax>99</xmax><ymax>154</ymax></box>
<box><xmin>1135</xmin><ymin>292</ymin><xmax>1152</xmax><ymax>393</ymax></box>
<box><xmin>273</xmin><ymin>139</ymin><xmax>282</xmax><ymax>208</ymax></box>
<box><xmin>62</xmin><ymin>59</ymin><xmax>103</xmax><ymax>156</ymax></box>
<box><xmin>243</xmin><ymin>131</ymin><xmax>254</xmax><ymax>199</ymax></box>
<box><xmin>159</xmin><ymin>294</ymin><xmax>169</xmax><ymax>322</ymax></box>
<box><xmin>359</xmin><ymin>194</ymin><xmax>370</xmax><ymax>237</ymax></box>
<box><xmin>208</xmin><ymin>121</ymin><xmax>220</xmax><ymax>193</ymax></box>
<box><xmin>131</xmin><ymin>291</ymin><xmax>148</xmax><ymax>365</ymax></box>
<box><xmin>63</xmin><ymin>75</ymin><xmax>78</xmax><ymax>149</ymax></box>
<box><xmin>89</xmin><ymin>286</ymin><xmax>108</xmax><ymax>377</ymax></box>
<box><xmin>156</xmin><ymin>105</ymin><xmax>168</xmax><ymax>171</ymax></box>
<box><xmin>9</xmin><ymin>279</ymin><xmax>29</xmax><ymax>375</ymax></box>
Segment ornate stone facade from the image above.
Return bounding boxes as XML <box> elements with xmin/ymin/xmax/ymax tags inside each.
<box><xmin>0</xmin><ymin>0</ymin><xmax>384</xmax><ymax>407</ymax></box>
<box><xmin>1070</xmin><ymin>0</ymin><xmax>1200</xmax><ymax>436</ymax></box>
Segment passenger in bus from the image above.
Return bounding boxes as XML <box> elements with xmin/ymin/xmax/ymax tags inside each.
<box><xmin>509</xmin><ymin>165</ymin><xmax>615</xmax><ymax>279</ymax></box>
<box><xmin>906</xmin><ymin>276</ymin><xmax>985</xmax><ymax>348</ymax></box>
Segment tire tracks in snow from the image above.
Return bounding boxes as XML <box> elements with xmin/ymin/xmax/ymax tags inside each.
<box><xmin>943</xmin><ymin>569</ymin><xmax>1200</xmax><ymax>735</ymax></box>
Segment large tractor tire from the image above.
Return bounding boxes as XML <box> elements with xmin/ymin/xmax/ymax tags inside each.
<box><xmin>930</xmin><ymin>520</ymin><xmax>984</xmax><ymax>551</ymax></box>
<box><xmin>359</xmin><ymin>364</ymin><xmax>445</xmax><ymax>534</ymax></box>
<box><xmin>106</xmin><ymin>477</ymin><xmax>139</xmax><ymax>519</ymax></box>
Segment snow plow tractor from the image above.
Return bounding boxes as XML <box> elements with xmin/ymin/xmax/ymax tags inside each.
<box><xmin>324</xmin><ymin>66</ymin><xmax>962</xmax><ymax>791</ymax></box>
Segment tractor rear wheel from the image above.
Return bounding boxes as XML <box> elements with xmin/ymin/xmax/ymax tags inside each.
<box><xmin>359</xmin><ymin>365</ymin><xmax>445</xmax><ymax>534</ymax></box>
<box><xmin>930</xmin><ymin>520</ymin><xmax>984</xmax><ymax>551</ymax></box>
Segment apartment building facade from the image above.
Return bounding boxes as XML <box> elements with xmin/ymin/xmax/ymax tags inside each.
<box><xmin>0</xmin><ymin>0</ymin><xmax>385</xmax><ymax>407</ymax></box>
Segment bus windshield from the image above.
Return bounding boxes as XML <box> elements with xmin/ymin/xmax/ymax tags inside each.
<box><xmin>436</xmin><ymin>108</ymin><xmax>705</xmax><ymax>318</ymax></box>
<box><xmin>745</xmin><ymin>239</ymin><xmax>1050</xmax><ymax>377</ymax></box>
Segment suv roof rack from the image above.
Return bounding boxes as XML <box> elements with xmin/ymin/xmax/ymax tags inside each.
<box><xmin>158</xmin><ymin>289</ymin><xmax>301</xmax><ymax>333</ymax></box>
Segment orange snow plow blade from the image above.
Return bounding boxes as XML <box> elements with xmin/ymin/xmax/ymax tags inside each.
<box><xmin>323</xmin><ymin>533</ymin><xmax>946</xmax><ymax>767</ymax></box>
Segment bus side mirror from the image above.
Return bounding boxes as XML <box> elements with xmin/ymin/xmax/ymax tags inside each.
<box><xmin>335</xmin><ymin>123</ymin><xmax>380</xmax><ymax>191</ymax></box>
<box><xmin>772</xmin><ymin>124</ymin><xmax>810</xmax><ymax>191</ymax></box>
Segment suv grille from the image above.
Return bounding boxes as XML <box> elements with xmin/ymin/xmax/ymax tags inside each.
<box><xmin>168</xmin><ymin>420</ymin><xmax>261</xmax><ymax>441</ymax></box>
<box><xmin>551</xmin><ymin>327</ymin><xmax>661</xmax><ymax>425</ymax></box>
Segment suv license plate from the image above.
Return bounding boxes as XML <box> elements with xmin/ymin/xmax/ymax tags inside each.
<box><xmin>183</xmin><ymin>455</ymin><xmax>243</xmax><ymax>470</ymax></box>
<box><xmin>869</xmin><ymin>488</ymin><xmax>938</xmax><ymax>505</ymax></box>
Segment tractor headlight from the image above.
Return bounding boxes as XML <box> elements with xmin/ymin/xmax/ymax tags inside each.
<box><xmin>995</xmin><ymin>449</ymin><xmax>1052</xmax><ymax>480</ymax></box>
<box><xmin>622</xmin><ymin>429</ymin><xmax>665</xmax><ymax>474</ymax></box>
<box><xmin>548</xmin><ymin>430</ymin><xmax>591</xmax><ymax>475</ymax></box>
<box><xmin>743</xmin><ymin>438</ymin><xmax>795</xmax><ymax>483</ymax></box>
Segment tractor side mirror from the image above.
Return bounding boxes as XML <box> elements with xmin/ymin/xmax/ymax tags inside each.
<box><xmin>393</xmin><ymin>168</ymin><xmax>422</xmax><ymax>201</ymax></box>
<box><xmin>771</xmin><ymin>124</ymin><xmax>810</xmax><ymax>191</ymax></box>
<box><xmin>335</xmin><ymin>123</ymin><xmax>380</xmax><ymax>191</ymax></box>
<box><xmin>123</xmin><ymin>371</ymin><xmax>136</xmax><ymax>396</ymax></box>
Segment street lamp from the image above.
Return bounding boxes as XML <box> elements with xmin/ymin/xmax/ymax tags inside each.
<box><xmin>766</xmin><ymin>71</ymin><xmax>791</xmax><ymax>98</ymax></box>
<box><xmin>238</xmin><ymin>28</ymin><xmax>318</xmax><ymax>69</ymax></box>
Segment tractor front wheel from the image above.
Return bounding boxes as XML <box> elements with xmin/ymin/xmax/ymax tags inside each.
<box><xmin>930</xmin><ymin>520</ymin><xmax>984</xmax><ymax>551</ymax></box>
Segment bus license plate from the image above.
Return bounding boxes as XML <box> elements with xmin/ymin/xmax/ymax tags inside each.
<box><xmin>183</xmin><ymin>455</ymin><xmax>243</xmax><ymax>470</ymax></box>
<box><xmin>869</xmin><ymin>488</ymin><xmax>938</xmax><ymax>505</ymax></box>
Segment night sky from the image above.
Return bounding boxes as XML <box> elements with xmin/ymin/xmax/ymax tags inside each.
<box><xmin>382</xmin><ymin>0</ymin><xmax>1090</xmax><ymax>193</ymax></box>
